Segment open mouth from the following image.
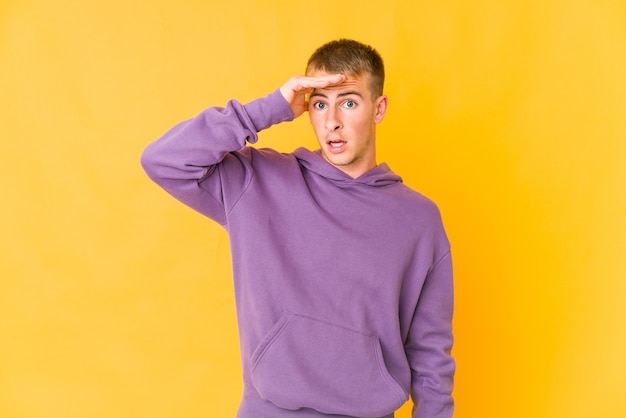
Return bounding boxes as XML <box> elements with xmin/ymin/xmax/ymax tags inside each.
<box><xmin>327</xmin><ymin>139</ymin><xmax>346</xmax><ymax>152</ymax></box>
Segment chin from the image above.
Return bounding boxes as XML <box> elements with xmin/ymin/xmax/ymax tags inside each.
<box><xmin>324</xmin><ymin>154</ymin><xmax>352</xmax><ymax>168</ymax></box>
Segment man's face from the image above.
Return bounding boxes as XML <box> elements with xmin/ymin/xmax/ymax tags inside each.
<box><xmin>306</xmin><ymin>70</ymin><xmax>387</xmax><ymax>178</ymax></box>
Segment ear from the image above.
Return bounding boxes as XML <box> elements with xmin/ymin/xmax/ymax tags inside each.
<box><xmin>373</xmin><ymin>95</ymin><xmax>388</xmax><ymax>124</ymax></box>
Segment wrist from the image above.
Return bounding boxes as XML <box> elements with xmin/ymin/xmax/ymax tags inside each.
<box><xmin>244</xmin><ymin>89</ymin><xmax>294</xmax><ymax>134</ymax></box>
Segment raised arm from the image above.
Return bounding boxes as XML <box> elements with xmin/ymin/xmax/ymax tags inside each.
<box><xmin>140</xmin><ymin>75</ymin><xmax>346</xmax><ymax>224</ymax></box>
<box><xmin>140</xmin><ymin>89</ymin><xmax>291</xmax><ymax>223</ymax></box>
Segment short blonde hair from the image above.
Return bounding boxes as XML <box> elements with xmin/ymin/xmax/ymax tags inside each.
<box><xmin>305</xmin><ymin>39</ymin><xmax>385</xmax><ymax>98</ymax></box>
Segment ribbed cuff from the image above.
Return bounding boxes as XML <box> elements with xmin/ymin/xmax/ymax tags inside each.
<box><xmin>244</xmin><ymin>88</ymin><xmax>294</xmax><ymax>133</ymax></box>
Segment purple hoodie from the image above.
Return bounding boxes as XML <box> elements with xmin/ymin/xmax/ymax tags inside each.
<box><xmin>141</xmin><ymin>90</ymin><xmax>455</xmax><ymax>418</ymax></box>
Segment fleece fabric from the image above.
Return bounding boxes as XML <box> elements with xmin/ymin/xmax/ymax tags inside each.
<box><xmin>141</xmin><ymin>89</ymin><xmax>455</xmax><ymax>418</ymax></box>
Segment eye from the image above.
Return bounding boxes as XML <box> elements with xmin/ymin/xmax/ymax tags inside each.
<box><xmin>343</xmin><ymin>100</ymin><xmax>357</xmax><ymax>109</ymax></box>
<box><xmin>313</xmin><ymin>102</ymin><xmax>326</xmax><ymax>110</ymax></box>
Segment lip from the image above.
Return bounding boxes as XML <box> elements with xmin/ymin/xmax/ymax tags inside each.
<box><xmin>326</xmin><ymin>139</ymin><xmax>347</xmax><ymax>154</ymax></box>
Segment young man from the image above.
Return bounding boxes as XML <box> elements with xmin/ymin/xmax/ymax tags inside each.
<box><xmin>141</xmin><ymin>39</ymin><xmax>455</xmax><ymax>418</ymax></box>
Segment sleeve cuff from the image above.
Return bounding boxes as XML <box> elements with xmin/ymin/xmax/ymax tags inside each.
<box><xmin>243</xmin><ymin>89</ymin><xmax>295</xmax><ymax>134</ymax></box>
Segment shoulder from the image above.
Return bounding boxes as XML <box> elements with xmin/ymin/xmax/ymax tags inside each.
<box><xmin>392</xmin><ymin>183</ymin><xmax>442</xmax><ymax>215</ymax></box>
<box><xmin>387</xmin><ymin>183</ymin><xmax>448</xmax><ymax>238</ymax></box>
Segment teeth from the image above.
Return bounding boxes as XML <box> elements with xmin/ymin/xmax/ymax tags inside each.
<box><xmin>330</xmin><ymin>142</ymin><xmax>344</xmax><ymax>148</ymax></box>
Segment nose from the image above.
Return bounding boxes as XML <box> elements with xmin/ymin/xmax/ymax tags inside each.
<box><xmin>324</xmin><ymin>106</ymin><xmax>342</xmax><ymax>132</ymax></box>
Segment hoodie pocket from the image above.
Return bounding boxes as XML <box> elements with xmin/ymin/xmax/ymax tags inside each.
<box><xmin>250</xmin><ymin>312</ymin><xmax>408</xmax><ymax>418</ymax></box>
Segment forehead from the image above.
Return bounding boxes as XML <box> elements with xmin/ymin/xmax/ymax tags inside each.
<box><xmin>307</xmin><ymin>69</ymin><xmax>373</xmax><ymax>98</ymax></box>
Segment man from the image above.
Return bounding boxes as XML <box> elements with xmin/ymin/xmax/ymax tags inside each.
<box><xmin>141</xmin><ymin>39</ymin><xmax>454</xmax><ymax>418</ymax></box>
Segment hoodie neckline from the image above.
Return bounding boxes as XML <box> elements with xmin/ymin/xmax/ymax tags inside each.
<box><xmin>292</xmin><ymin>148</ymin><xmax>403</xmax><ymax>188</ymax></box>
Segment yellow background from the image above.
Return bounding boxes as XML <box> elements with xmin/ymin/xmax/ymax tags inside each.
<box><xmin>2</xmin><ymin>0</ymin><xmax>625</xmax><ymax>417</ymax></box>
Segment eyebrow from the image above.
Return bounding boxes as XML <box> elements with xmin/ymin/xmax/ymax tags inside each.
<box><xmin>310</xmin><ymin>91</ymin><xmax>364</xmax><ymax>99</ymax></box>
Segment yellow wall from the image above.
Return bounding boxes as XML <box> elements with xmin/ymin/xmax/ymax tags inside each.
<box><xmin>1</xmin><ymin>1</ymin><xmax>625</xmax><ymax>417</ymax></box>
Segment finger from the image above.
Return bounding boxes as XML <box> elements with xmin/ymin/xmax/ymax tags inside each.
<box><xmin>299</xmin><ymin>74</ymin><xmax>345</xmax><ymax>89</ymax></box>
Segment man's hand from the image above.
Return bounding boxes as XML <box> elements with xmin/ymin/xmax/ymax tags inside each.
<box><xmin>279</xmin><ymin>74</ymin><xmax>345</xmax><ymax>118</ymax></box>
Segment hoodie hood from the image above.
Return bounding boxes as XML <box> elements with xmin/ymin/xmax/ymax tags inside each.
<box><xmin>293</xmin><ymin>148</ymin><xmax>403</xmax><ymax>188</ymax></box>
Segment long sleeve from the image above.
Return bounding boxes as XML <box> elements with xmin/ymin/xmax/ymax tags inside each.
<box><xmin>407</xmin><ymin>250</ymin><xmax>455</xmax><ymax>418</ymax></box>
<box><xmin>140</xmin><ymin>89</ymin><xmax>293</xmax><ymax>225</ymax></box>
